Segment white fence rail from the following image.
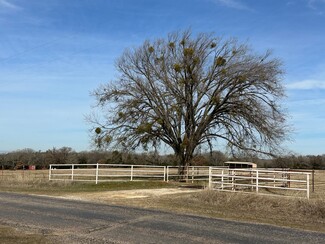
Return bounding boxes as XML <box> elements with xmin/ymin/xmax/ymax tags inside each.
<box><xmin>166</xmin><ymin>166</ymin><xmax>217</xmax><ymax>182</ymax></box>
<box><xmin>49</xmin><ymin>164</ymin><xmax>166</xmax><ymax>183</ymax></box>
<box><xmin>49</xmin><ymin>164</ymin><xmax>311</xmax><ymax>198</ymax></box>
<box><xmin>49</xmin><ymin>164</ymin><xmax>218</xmax><ymax>184</ymax></box>
<box><xmin>208</xmin><ymin>167</ymin><xmax>311</xmax><ymax>199</ymax></box>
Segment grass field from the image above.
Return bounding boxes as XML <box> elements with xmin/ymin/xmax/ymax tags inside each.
<box><xmin>0</xmin><ymin>169</ymin><xmax>325</xmax><ymax>234</ymax></box>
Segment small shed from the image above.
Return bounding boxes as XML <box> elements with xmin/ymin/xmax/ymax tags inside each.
<box><xmin>224</xmin><ymin>161</ymin><xmax>257</xmax><ymax>169</ymax></box>
<box><xmin>28</xmin><ymin>165</ymin><xmax>36</xmax><ymax>170</ymax></box>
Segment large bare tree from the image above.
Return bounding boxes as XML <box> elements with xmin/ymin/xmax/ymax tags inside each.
<box><xmin>90</xmin><ymin>30</ymin><xmax>289</xmax><ymax>168</ymax></box>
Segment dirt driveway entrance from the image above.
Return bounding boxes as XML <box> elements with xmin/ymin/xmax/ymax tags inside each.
<box><xmin>59</xmin><ymin>188</ymin><xmax>201</xmax><ymax>203</ymax></box>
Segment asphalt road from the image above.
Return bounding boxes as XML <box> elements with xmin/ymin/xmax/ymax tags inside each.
<box><xmin>0</xmin><ymin>192</ymin><xmax>324</xmax><ymax>244</ymax></box>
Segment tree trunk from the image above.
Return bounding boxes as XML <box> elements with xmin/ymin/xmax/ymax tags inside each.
<box><xmin>176</xmin><ymin>151</ymin><xmax>193</xmax><ymax>180</ymax></box>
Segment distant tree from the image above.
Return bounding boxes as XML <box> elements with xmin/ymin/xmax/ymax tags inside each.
<box><xmin>45</xmin><ymin>147</ymin><xmax>74</xmax><ymax>165</ymax></box>
<box><xmin>86</xmin><ymin>150</ymin><xmax>108</xmax><ymax>164</ymax></box>
<box><xmin>124</xmin><ymin>153</ymin><xmax>134</xmax><ymax>165</ymax></box>
<box><xmin>90</xmin><ymin>30</ymin><xmax>289</xmax><ymax>171</ymax></box>
<box><xmin>209</xmin><ymin>151</ymin><xmax>228</xmax><ymax>166</ymax></box>
<box><xmin>110</xmin><ymin>150</ymin><xmax>123</xmax><ymax>164</ymax></box>
<box><xmin>191</xmin><ymin>155</ymin><xmax>209</xmax><ymax>166</ymax></box>
<box><xmin>273</xmin><ymin>156</ymin><xmax>292</xmax><ymax>168</ymax></box>
<box><xmin>309</xmin><ymin>155</ymin><xmax>324</xmax><ymax>169</ymax></box>
<box><xmin>77</xmin><ymin>153</ymin><xmax>89</xmax><ymax>164</ymax></box>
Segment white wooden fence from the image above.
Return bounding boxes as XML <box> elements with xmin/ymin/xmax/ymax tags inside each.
<box><xmin>49</xmin><ymin>164</ymin><xmax>311</xmax><ymax>198</ymax></box>
<box><xmin>49</xmin><ymin>164</ymin><xmax>166</xmax><ymax>183</ymax></box>
<box><xmin>166</xmin><ymin>166</ymin><xmax>218</xmax><ymax>182</ymax></box>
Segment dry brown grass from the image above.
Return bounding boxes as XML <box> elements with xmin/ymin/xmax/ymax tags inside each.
<box><xmin>0</xmin><ymin>170</ymin><xmax>48</xmax><ymax>184</ymax></box>
<box><xmin>195</xmin><ymin>190</ymin><xmax>325</xmax><ymax>224</ymax></box>
<box><xmin>109</xmin><ymin>189</ymin><xmax>325</xmax><ymax>232</ymax></box>
<box><xmin>313</xmin><ymin>170</ymin><xmax>325</xmax><ymax>198</ymax></box>
<box><xmin>0</xmin><ymin>224</ymin><xmax>53</xmax><ymax>244</ymax></box>
<box><xmin>0</xmin><ymin>169</ymin><xmax>176</xmax><ymax>194</ymax></box>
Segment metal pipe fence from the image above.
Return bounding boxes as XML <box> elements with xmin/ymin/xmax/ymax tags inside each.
<box><xmin>208</xmin><ymin>167</ymin><xmax>311</xmax><ymax>199</ymax></box>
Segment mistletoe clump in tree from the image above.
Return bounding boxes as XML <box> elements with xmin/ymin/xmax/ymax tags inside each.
<box><xmin>90</xmin><ymin>30</ymin><xmax>289</xmax><ymax>168</ymax></box>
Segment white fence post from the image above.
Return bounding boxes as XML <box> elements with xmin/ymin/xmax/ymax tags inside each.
<box><xmin>49</xmin><ymin>165</ymin><xmax>52</xmax><ymax>181</ymax></box>
<box><xmin>231</xmin><ymin>170</ymin><xmax>234</xmax><ymax>191</ymax></box>
<box><xmin>256</xmin><ymin>170</ymin><xmax>259</xmax><ymax>193</ymax></box>
<box><xmin>306</xmin><ymin>173</ymin><xmax>310</xmax><ymax>199</ymax></box>
<box><xmin>221</xmin><ymin>169</ymin><xmax>224</xmax><ymax>190</ymax></box>
<box><xmin>250</xmin><ymin>170</ymin><xmax>253</xmax><ymax>191</ymax></box>
<box><xmin>163</xmin><ymin>166</ymin><xmax>166</xmax><ymax>181</ymax></box>
<box><xmin>186</xmin><ymin>166</ymin><xmax>189</xmax><ymax>183</ymax></box>
<box><xmin>95</xmin><ymin>163</ymin><xmax>99</xmax><ymax>184</ymax></box>
<box><xmin>71</xmin><ymin>164</ymin><xmax>74</xmax><ymax>181</ymax></box>
<box><xmin>131</xmin><ymin>165</ymin><xmax>134</xmax><ymax>181</ymax></box>
<box><xmin>208</xmin><ymin>167</ymin><xmax>212</xmax><ymax>189</ymax></box>
<box><xmin>166</xmin><ymin>166</ymin><xmax>169</xmax><ymax>182</ymax></box>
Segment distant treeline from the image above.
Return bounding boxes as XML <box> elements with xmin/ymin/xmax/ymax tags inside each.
<box><xmin>0</xmin><ymin>147</ymin><xmax>325</xmax><ymax>170</ymax></box>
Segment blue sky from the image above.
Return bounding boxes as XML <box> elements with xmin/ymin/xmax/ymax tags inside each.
<box><xmin>1</xmin><ymin>0</ymin><xmax>325</xmax><ymax>155</ymax></box>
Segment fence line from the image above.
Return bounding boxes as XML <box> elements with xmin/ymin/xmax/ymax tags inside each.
<box><xmin>49</xmin><ymin>164</ymin><xmax>311</xmax><ymax>198</ymax></box>
<box><xmin>49</xmin><ymin>164</ymin><xmax>222</xmax><ymax>183</ymax></box>
<box><xmin>208</xmin><ymin>167</ymin><xmax>311</xmax><ymax>199</ymax></box>
<box><xmin>49</xmin><ymin>164</ymin><xmax>166</xmax><ymax>183</ymax></box>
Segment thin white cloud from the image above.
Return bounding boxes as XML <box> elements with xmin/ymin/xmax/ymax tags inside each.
<box><xmin>308</xmin><ymin>0</ymin><xmax>325</xmax><ymax>7</ymax></box>
<box><xmin>286</xmin><ymin>1</ymin><xmax>295</xmax><ymax>6</ymax></box>
<box><xmin>288</xmin><ymin>98</ymin><xmax>325</xmax><ymax>106</ymax></box>
<box><xmin>307</xmin><ymin>0</ymin><xmax>325</xmax><ymax>14</ymax></box>
<box><xmin>0</xmin><ymin>0</ymin><xmax>21</xmax><ymax>10</ymax></box>
<box><xmin>209</xmin><ymin>0</ymin><xmax>253</xmax><ymax>11</ymax></box>
<box><xmin>286</xmin><ymin>79</ymin><xmax>325</xmax><ymax>90</ymax></box>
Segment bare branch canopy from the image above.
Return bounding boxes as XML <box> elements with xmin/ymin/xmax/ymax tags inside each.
<box><xmin>90</xmin><ymin>30</ymin><xmax>290</xmax><ymax>166</ymax></box>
